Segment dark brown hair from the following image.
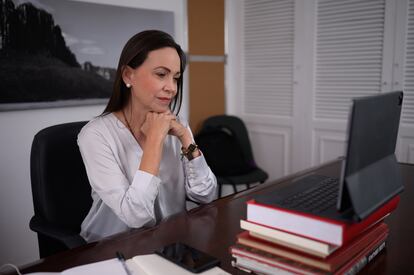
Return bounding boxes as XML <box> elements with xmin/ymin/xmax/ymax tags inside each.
<box><xmin>102</xmin><ymin>30</ymin><xmax>186</xmax><ymax>115</ymax></box>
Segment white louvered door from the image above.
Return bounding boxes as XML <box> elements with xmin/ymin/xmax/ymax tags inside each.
<box><xmin>226</xmin><ymin>0</ymin><xmax>414</xmax><ymax>181</ymax></box>
<box><xmin>312</xmin><ymin>0</ymin><xmax>413</xmax><ymax>167</ymax></box>
<box><xmin>399</xmin><ymin>0</ymin><xmax>414</xmax><ymax>162</ymax></box>
<box><xmin>240</xmin><ymin>0</ymin><xmax>296</xmax><ymax>180</ymax></box>
<box><xmin>315</xmin><ymin>0</ymin><xmax>388</xmax><ymax>120</ymax></box>
<box><xmin>243</xmin><ymin>1</ymin><xmax>294</xmax><ymax>117</ymax></box>
<box><xmin>311</xmin><ymin>0</ymin><xmax>394</xmax><ymax>166</ymax></box>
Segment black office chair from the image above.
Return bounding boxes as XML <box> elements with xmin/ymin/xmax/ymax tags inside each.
<box><xmin>29</xmin><ymin>121</ymin><xmax>92</xmax><ymax>258</ymax></box>
<box><xmin>195</xmin><ymin>115</ymin><xmax>268</xmax><ymax>198</ymax></box>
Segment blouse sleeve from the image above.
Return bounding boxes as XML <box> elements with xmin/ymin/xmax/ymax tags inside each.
<box><xmin>183</xmin><ymin>155</ymin><xmax>218</xmax><ymax>203</ymax></box>
<box><xmin>181</xmin><ymin>125</ymin><xmax>218</xmax><ymax>203</ymax></box>
<box><xmin>78</xmin><ymin>125</ymin><xmax>160</xmax><ymax>228</ymax></box>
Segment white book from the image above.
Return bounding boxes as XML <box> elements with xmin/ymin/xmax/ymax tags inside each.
<box><xmin>232</xmin><ymin>255</ymin><xmax>296</xmax><ymax>275</ymax></box>
<box><xmin>24</xmin><ymin>254</ymin><xmax>230</xmax><ymax>275</ymax></box>
<box><xmin>25</xmin><ymin>258</ymin><xmax>135</xmax><ymax>275</ymax></box>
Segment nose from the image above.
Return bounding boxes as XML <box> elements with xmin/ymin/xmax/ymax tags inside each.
<box><xmin>164</xmin><ymin>77</ymin><xmax>177</xmax><ymax>94</ymax></box>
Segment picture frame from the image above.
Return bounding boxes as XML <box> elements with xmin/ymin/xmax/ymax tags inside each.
<box><xmin>0</xmin><ymin>0</ymin><xmax>174</xmax><ymax>111</ymax></box>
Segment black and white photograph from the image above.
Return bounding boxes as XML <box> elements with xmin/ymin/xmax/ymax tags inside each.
<box><xmin>0</xmin><ymin>0</ymin><xmax>174</xmax><ymax>110</ymax></box>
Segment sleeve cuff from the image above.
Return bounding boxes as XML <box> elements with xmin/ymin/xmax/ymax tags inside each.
<box><xmin>184</xmin><ymin>153</ymin><xmax>210</xmax><ymax>179</ymax></box>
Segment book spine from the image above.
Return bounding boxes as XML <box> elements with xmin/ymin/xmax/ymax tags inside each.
<box><xmin>339</xmin><ymin>241</ymin><xmax>386</xmax><ymax>275</ymax></box>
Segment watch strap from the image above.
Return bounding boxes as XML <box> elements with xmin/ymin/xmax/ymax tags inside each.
<box><xmin>181</xmin><ymin>143</ymin><xmax>198</xmax><ymax>160</ymax></box>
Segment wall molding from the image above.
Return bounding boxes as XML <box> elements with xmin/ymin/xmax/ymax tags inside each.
<box><xmin>248</xmin><ymin>125</ymin><xmax>291</xmax><ymax>176</ymax></box>
<box><xmin>312</xmin><ymin>131</ymin><xmax>346</xmax><ymax>166</ymax></box>
<box><xmin>407</xmin><ymin>144</ymin><xmax>414</xmax><ymax>163</ymax></box>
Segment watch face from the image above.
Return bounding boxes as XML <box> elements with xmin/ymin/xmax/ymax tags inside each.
<box><xmin>188</xmin><ymin>144</ymin><xmax>197</xmax><ymax>151</ymax></box>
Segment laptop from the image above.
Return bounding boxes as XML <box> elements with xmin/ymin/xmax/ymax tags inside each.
<box><xmin>255</xmin><ymin>91</ymin><xmax>405</xmax><ymax>222</ymax></box>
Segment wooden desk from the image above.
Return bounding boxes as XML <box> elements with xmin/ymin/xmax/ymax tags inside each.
<box><xmin>20</xmin><ymin>160</ymin><xmax>414</xmax><ymax>274</ymax></box>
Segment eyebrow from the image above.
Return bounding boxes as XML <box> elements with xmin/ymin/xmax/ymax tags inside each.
<box><xmin>155</xmin><ymin>66</ymin><xmax>181</xmax><ymax>76</ymax></box>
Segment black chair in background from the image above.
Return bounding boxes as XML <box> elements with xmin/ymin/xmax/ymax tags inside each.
<box><xmin>195</xmin><ymin>115</ymin><xmax>268</xmax><ymax>198</ymax></box>
<box><xmin>29</xmin><ymin>121</ymin><xmax>91</xmax><ymax>258</ymax></box>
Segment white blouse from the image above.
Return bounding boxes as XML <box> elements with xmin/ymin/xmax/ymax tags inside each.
<box><xmin>78</xmin><ymin>113</ymin><xmax>217</xmax><ymax>242</ymax></box>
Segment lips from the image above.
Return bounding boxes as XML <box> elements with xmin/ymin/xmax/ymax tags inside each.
<box><xmin>157</xmin><ymin>97</ymin><xmax>172</xmax><ymax>104</ymax></box>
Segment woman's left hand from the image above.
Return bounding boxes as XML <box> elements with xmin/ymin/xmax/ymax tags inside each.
<box><xmin>170</xmin><ymin>118</ymin><xmax>201</xmax><ymax>160</ymax></box>
<box><xmin>169</xmin><ymin>115</ymin><xmax>201</xmax><ymax>159</ymax></box>
<box><xmin>168</xmin><ymin>115</ymin><xmax>193</xmax><ymax>148</ymax></box>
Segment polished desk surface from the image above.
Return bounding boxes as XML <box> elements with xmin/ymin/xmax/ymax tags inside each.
<box><xmin>20</xmin><ymin>160</ymin><xmax>414</xmax><ymax>274</ymax></box>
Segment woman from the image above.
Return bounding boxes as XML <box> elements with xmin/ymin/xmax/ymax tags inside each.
<box><xmin>78</xmin><ymin>30</ymin><xmax>217</xmax><ymax>242</ymax></box>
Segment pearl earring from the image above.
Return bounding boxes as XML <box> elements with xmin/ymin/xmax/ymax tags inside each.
<box><xmin>126</xmin><ymin>83</ymin><xmax>131</xmax><ymax>88</ymax></box>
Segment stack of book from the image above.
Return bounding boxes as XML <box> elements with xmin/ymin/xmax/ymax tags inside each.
<box><xmin>230</xmin><ymin>195</ymin><xmax>400</xmax><ymax>274</ymax></box>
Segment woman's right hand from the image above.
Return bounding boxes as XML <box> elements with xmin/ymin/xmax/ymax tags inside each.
<box><xmin>140</xmin><ymin>111</ymin><xmax>175</xmax><ymax>142</ymax></box>
<box><xmin>138</xmin><ymin>111</ymin><xmax>175</xmax><ymax>175</ymax></box>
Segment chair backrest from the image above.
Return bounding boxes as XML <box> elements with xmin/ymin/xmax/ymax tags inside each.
<box><xmin>200</xmin><ymin>115</ymin><xmax>255</xmax><ymax>161</ymax></box>
<box><xmin>195</xmin><ymin>115</ymin><xmax>257</xmax><ymax>176</ymax></box>
<box><xmin>30</xmin><ymin>121</ymin><xmax>91</xmax><ymax>231</ymax></box>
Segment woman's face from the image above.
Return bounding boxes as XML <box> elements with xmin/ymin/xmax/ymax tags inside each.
<box><xmin>124</xmin><ymin>47</ymin><xmax>181</xmax><ymax>113</ymax></box>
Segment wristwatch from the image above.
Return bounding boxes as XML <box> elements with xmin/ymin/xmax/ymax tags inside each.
<box><xmin>181</xmin><ymin>143</ymin><xmax>199</xmax><ymax>160</ymax></box>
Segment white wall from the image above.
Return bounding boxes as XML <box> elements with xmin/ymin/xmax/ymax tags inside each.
<box><xmin>225</xmin><ymin>0</ymin><xmax>242</xmax><ymax>116</ymax></box>
<box><xmin>0</xmin><ymin>106</ymin><xmax>105</xmax><ymax>265</ymax></box>
<box><xmin>0</xmin><ymin>0</ymin><xmax>187</xmax><ymax>266</ymax></box>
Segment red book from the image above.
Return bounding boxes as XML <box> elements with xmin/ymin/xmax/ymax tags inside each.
<box><xmin>231</xmin><ymin>227</ymin><xmax>388</xmax><ymax>275</ymax></box>
<box><xmin>236</xmin><ymin>223</ymin><xmax>388</xmax><ymax>271</ymax></box>
<box><xmin>246</xmin><ymin>195</ymin><xmax>399</xmax><ymax>246</ymax></box>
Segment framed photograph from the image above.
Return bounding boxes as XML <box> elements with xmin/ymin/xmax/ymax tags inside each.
<box><xmin>0</xmin><ymin>0</ymin><xmax>174</xmax><ymax>111</ymax></box>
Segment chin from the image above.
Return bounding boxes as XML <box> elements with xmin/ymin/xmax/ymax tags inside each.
<box><xmin>152</xmin><ymin>105</ymin><xmax>170</xmax><ymax>113</ymax></box>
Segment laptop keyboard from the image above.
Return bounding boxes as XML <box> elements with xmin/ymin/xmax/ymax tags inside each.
<box><xmin>280</xmin><ymin>176</ymin><xmax>339</xmax><ymax>213</ymax></box>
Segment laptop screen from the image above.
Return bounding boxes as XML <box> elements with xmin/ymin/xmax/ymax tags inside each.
<box><xmin>337</xmin><ymin>91</ymin><xmax>404</xmax><ymax>220</ymax></box>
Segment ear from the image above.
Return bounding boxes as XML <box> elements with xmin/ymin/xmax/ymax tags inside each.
<box><xmin>122</xmin><ymin>65</ymin><xmax>134</xmax><ymax>86</ymax></box>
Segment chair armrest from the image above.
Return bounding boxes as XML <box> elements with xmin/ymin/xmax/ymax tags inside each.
<box><xmin>29</xmin><ymin>216</ymin><xmax>86</xmax><ymax>249</ymax></box>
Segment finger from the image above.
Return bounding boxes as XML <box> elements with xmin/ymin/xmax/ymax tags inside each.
<box><xmin>167</xmin><ymin>113</ymin><xmax>176</xmax><ymax>120</ymax></box>
<box><xmin>171</xmin><ymin>119</ymin><xmax>181</xmax><ymax>127</ymax></box>
<box><xmin>161</xmin><ymin>113</ymin><xmax>176</xmax><ymax>121</ymax></box>
<box><xmin>145</xmin><ymin>111</ymin><xmax>155</xmax><ymax>119</ymax></box>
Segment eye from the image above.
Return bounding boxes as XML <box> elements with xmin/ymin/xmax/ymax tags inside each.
<box><xmin>173</xmin><ymin>77</ymin><xmax>180</xmax><ymax>82</ymax></box>
<box><xmin>156</xmin><ymin>72</ymin><xmax>166</xmax><ymax>78</ymax></box>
